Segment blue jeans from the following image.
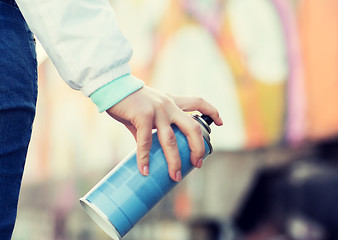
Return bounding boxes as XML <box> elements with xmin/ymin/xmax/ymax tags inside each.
<box><xmin>0</xmin><ymin>1</ymin><xmax>37</xmax><ymax>239</ymax></box>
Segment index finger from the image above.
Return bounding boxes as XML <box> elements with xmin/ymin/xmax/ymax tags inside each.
<box><xmin>173</xmin><ymin>96</ymin><xmax>223</xmax><ymax>126</ymax></box>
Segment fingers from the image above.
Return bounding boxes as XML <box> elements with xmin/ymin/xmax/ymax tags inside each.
<box><xmin>135</xmin><ymin>114</ymin><xmax>153</xmax><ymax>176</ymax></box>
<box><xmin>106</xmin><ymin>86</ymin><xmax>222</xmax><ymax>183</ymax></box>
<box><xmin>135</xmin><ymin>96</ymin><xmax>219</xmax><ymax>182</ymax></box>
<box><xmin>173</xmin><ymin>96</ymin><xmax>223</xmax><ymax>126</ymax></box>
<box><xmin>172</xmin><ymin>113</ymin><xmax>205</xmax><ymax>169</ymax></box>
<box><xmin>156</xmin><ymin>112</ymin><xmax>182</xmax><ymax>182</ymax></box>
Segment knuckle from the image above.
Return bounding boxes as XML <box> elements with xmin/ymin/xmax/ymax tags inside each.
<box><xmin>155</xmin><ymin>102</ymin><xmax>166</xmax><ymax>112</ymax></box>
<box><xmin>142</xmin><ymin>107</ymin><xmax>155</xmax><ymax>119</ymax></box>
<box><xmin>137</xmin><ymin>150</ymin><xmax>149</xmax><ymax>165</ymax></box>
<box><xmin>169</xmin><ymin>160</ymin><xmax>181</xmax><ymax>171</ymax></box>
<box><xmin>191</xmin><ymin>144</ymin><xmax>205</xmax><ymax>157</ymax></box>
<box><xmin>165</xmin><ymin>132</ymin><xmax>177</xmax><ymax>147</ymax></box>
<box><xmin>138</xmin><ymin>157</ymin><xmax>149</xmax><ymax>166</ymax></box>
<box><xmin>194</xmin><ymin>96</ymin><xmax>205</xmax><ymax>105</ymax></box>
<box><xmin>211</xmin><ymin>110</ymin><xmax>220</xmax><ymax>119</ymax></box>
<box><xmin>155</xmin><ymin>97</ymin><xmax>172</xmax><ymax>111</ymax></box>
<box><xmin>196</xmin><ymin>147</ymin><xmax>205</xmax><ymax>157</ymax></box>
<box><xmin>139</xmin><ymin>139</ymin><xmax>152</xmax><ymax>151</ymax></box>
<box><xmin>191</xmin><ymin>121</ymin><xmax>202</xmax><ymax>133</ymax></box>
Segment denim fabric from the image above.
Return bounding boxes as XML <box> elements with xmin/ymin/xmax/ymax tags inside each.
<box><xmin>0</xmin><ymin>1</ymin><xmax>37</xmax><ymax>239</ymax></box>
<box><xmin>0</xmin><ymin>0</ymin><xmax>17</xmax><ymax>8</ymax></box>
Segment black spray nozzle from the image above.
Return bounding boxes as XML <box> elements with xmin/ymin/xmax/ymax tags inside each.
<box><xmin>201</xmin><ymin>115</ymin><xmax>213</xmax><ymax>126</ymax></box>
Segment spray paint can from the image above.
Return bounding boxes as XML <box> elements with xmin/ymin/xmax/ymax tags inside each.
<box><xmin>80</xmin><ymin>114</ymin><xmax>214</xmax><ymax>239</ymax></box>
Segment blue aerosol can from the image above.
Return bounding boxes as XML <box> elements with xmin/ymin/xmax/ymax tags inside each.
<box><xmin>80</xmin><ymin>114</ymin><xmax>214</xmax><ymax>239</ymax></box>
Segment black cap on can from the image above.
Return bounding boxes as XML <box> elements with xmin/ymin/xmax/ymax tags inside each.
<box><xmin>201</xmin><ymin>115</ymin><xmax>213</xmax><ymax>126</ymax></box>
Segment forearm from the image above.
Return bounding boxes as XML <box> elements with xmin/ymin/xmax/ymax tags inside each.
<box><xmin>15</xmin><ymin>0</ymin><xmax>141</xmax><ymax>99</ymax></box>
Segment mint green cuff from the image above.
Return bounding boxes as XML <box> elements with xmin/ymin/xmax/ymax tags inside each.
<box><xmin>90</xmin><ymin>74</ymin><xmax>145</xmax><ymax>112</ymax></box>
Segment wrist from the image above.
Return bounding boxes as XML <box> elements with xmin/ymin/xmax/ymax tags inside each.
<box><xmin>90</xmin><ymin>74</ymin><xmax>144</xmax><ymax>112</ymax></box>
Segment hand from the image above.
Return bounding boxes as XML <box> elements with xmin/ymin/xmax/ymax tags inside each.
<box><xmin>106</xmin><ymin>86</ymin><xmax>223</xmax><ymax>182</ymax></box>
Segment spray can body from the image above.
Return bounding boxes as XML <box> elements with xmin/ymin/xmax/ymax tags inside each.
<box><xmin>80</xmin><ymin>115</ymin><xmax>213</xmax><ymax>239</ymax></box>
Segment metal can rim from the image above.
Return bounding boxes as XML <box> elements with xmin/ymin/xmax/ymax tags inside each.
<box><xmin>80</xmin><ymin>198</ymin><xmax>122</xmax><ymax>240</ymax></box>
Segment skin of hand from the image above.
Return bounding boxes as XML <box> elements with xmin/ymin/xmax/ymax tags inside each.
<box><xmin>106</xmin><ymin>86</ymin><xmax>223</xmax><ymax>182</ymax></box>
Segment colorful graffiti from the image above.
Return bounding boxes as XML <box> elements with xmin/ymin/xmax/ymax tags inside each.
<box><xmin>117</xmin><ymin>0</ymin><xmax>338</xmax><ymax>150</ymax></box>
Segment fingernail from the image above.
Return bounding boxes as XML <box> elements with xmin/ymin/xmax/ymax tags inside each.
<box><xmin>175</xmin><ymin>170</ymin><xmax>182</xmax><ymax>182</ymax></box>
<box><xmin>143</xmin><ymin>165</ymin><xmax>149</xmax><ymax>175</ymax></box>
<box><xmin>197</xmin><ymin>159</ymin><xmax>203</xmax><ymax>168</ymax></box>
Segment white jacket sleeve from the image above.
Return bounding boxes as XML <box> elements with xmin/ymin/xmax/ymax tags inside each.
<box><xmin>16</xmin><ymin>0</ymin><xmax>133</xmax><ymax>96</ymax></box>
